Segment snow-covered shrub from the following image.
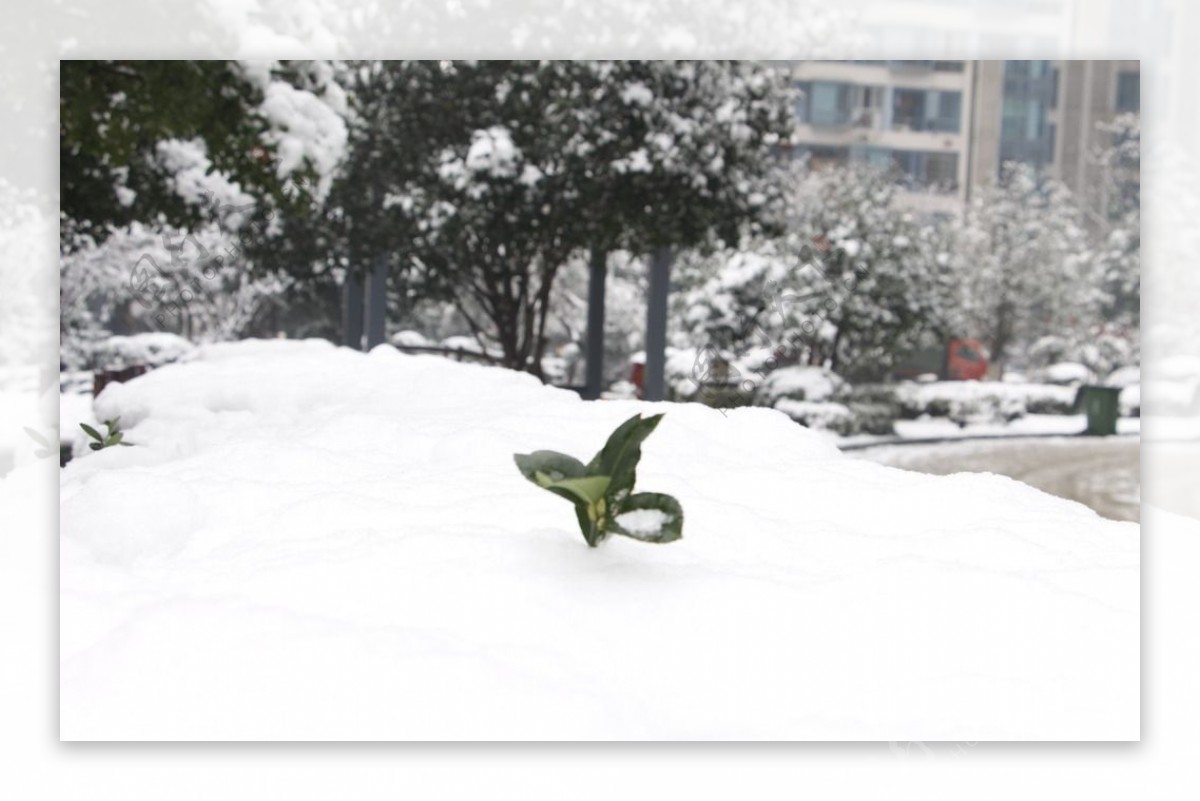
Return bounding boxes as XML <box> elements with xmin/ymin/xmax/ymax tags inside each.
<box><xmin>755</xmin><ymin>366</ymin><xmax>844</xmax><ymax>406</ymax></box>
<box><xmin>1025</xmin><ymin>332</ymin><xmax>1137</xmax><ymax>389</ymax></box>
<box><xmin>839</xmin><ymin>384</ymin><xmax>901</xmax><ymax>436</ymax></box>
<box><xmin>896</xmin><ymin>381</ymin><xmax>1077</xmax><ymax>420</ymax></box>
<box><xmin>390</xmin><ymin>330</ymin><xmax>431</xmax><ymax>348</ymax></box>
<box><xmin>1119</xmin><ymin>385</ymin><xmax>1140</xmax><ymax>418</ymax></box>
<box><xmin>93</xmin><ymin>333</ymin><xmax>197</xmax><ymax>370</ymax></box>
<box><xmin>513</xmin><ymin>413</ymin><xmax>683</xmax><ymax>547</ymax></box>
<box><xmin>1042</xmin><ymin>362</ymin><xmax>1091</xmax><ymax>385</ymax></box>
<box><xmin>773</xmin><ymin>399</ymin><xmax>855</xmax><ymax>434</ymax></box>
<box><xmin>947</xmin><ymin>394</ymin><xmax>1026</xmax><ymax>428</ymax></box>
<box><xmin>1105</xmin><ymin>365</ymin><xmax>1140</xmax><ymax>388</ymax></box>
<box><xmin>1027</xmin><ymin>335</ymin><xmax>1070</xmax><ymax>370</ymax></box>
<box><xmin>773</xmin><ymin>383</ymin><xmax>899</xmax><ymax>437</ymax></box>
<box><xmin>1023</xmin><ymin>392</ymin><xmax>1076</xmax><ymax>416</ymax></box>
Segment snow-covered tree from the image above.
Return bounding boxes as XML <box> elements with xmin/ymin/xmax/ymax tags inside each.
<box><xmin>954</xmin><ymin>163</ymin><xmax>1096</xmax><ymax>374</ymax></box>
<box><xmin>293</xmin><ymin>60</ymin><xmax>793</xmax><ymax>377</ymax></box>
<box><xmin>60</xmin><ymin>60</ymin><xmax>348</xmax><ymax>246</ymax></box>
<box><xmin>1090</xmin><ymin>113</ymin><xmax>1140</xmax><ymax>335</ymax></box>
<box><xmin>679</xmin><ymin>161</ymin><xmax>954</xmax><ymax>382</ymax></box>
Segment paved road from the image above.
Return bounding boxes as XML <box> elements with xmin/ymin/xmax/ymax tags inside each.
<box><xmin>852</xmin><ymin>436</ymin><xmax>1140</xmax><ymax>522</ymax></box>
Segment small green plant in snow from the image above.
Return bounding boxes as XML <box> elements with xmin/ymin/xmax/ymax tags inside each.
<box><xmin>80</xmin><ymin>418</ymin><xmax>132</xmax><ymax>451</ymax></box>
<box><xmin>514</xmin><ymin>413</ymin><xmax>683</xmax><ymax>547</ymax></box>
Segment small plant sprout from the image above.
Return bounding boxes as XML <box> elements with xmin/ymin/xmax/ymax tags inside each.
<box><xmin>514</xmin><ymin>413</ymin><xmax>683</xmax><ymax>547</ymax></box>
<box><xmin>80</xmin><ymin>418</ymin><xmax>133</xmax><ymax>451</ymax></box>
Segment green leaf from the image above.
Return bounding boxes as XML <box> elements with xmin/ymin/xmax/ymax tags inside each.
<box><xmin>573</xmin><ymin>503</ymin><xmax>596</xmax><ymax>546</ymax></box>
<box><xmin>106</xmin><ymin>432</ymin><xmax>124</xmax><ymax>446</ymax></box>
<box><xmin>513</xmin><ymin>450</ymin><xmax>586</xmax><ymax>485</ymax></box>
<box><xmin>536</xmin><ymin>474</ymin><xmax>611</xmax><ymax>507</ymax></box>
<box><xmin>587</xmin><ymin>413</ymin><xmax>664</xmax><ymax>502</ymax></box>
<box><xmin>609</xmin><ymin>492</ymin><xmax>683</xmax><ymax>544</ymax></box>
<box><xmin>88</xmin><ymin>442</ymin><xmax>102</xmax><ymax>451</ymax></box>
<box><xmin>80</xmin><ymin>423</ymin><xmax>103</xmax><ymax>442</ymax></box>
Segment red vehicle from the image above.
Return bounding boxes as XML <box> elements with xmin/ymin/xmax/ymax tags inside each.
<box><xmin>894</xmin><ymin>337</ymin><xmax>989</xmax><ymax>381</ymax></box>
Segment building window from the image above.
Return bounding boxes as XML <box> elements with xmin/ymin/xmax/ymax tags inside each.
<box><xmin>807</xmin><ymin>81</ymin><xmax>853</xmax><ymax>126</ymax></box>
<box><xmin>998</xmin><ymin>61</ymin><xmax>1057</xmax><ymax>173</ymax></box>
<box><xmin>892</xmin><ymin>89</ymin><xmax>924</xmax><ymax>131</ymax></box>
<box><xmin>796</xmin><ymin>81</ymin><xmax>884</xmax><ymax>128</ymax></box>
<box><xmin>1116</xmin><ymin>71</ymin><xmax>1140</xmax><ymax>112</ymax></box>
<box><xmin>892</xmin><ymin>89</ymin><xmax>962</xmax><ymax>133</ymax></box>
<box><xmin>929</xmin><ymin>91</ymin><xmax>962</xmax><ymax>133</ymax></box>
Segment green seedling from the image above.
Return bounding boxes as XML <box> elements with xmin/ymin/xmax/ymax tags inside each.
<box><xmin>514</xmin><ymin>413</ymin><xmax>683</xmax><ymax>547</ymax></box>
<box><xmin>80</xmin><ymin>417</ymin><xmax>133</xmax><ymax>451</ymax></box>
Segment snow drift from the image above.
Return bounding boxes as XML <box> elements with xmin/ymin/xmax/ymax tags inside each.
<box><xmin>60</xmin><ymin>340</ymin><xmax>1138</xmax><ymax>740</ymax></box>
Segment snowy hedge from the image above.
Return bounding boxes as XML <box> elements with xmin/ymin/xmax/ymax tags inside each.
<box><xmin>896</xmin><ymin>380</ymin><xmax>1079</xmax><ymax>420</ymax></box>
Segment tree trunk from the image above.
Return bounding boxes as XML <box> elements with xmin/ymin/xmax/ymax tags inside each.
<box><xmin>643</xmin><ymin>247</ymin><xmax>672</xmax><ymax>402</ymax></box>
<box><xmin>583</xmin><ymin>247</ymin><xmax>607</xmax><ymax>399</ymax></box>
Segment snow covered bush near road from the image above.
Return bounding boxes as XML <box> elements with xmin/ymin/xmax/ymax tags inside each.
<box><xmin>754</xmin><ymin>365</ymin><xmax>844</xmax><ymax>406</ymax></box>
<box><xmin>92</xmin><ymin>333</ymin><xmax>197</xmax><ymax>370</ymax></box>
<box><xmin>1119</xmin><ymin>385</ymin><xmax>1141</xmax><ymax>418</ymax></box>
<box><xmin>60</xmin><ymin>340</ymin><xmax>1137</xmax><ymax>740</ymax></box>
<box><xmin>1105</xmin><ymin>366</ymin><xmax>1140</xmax><ymax>389</ymax></box>
<box><xmin>1105</xmin><ymin>367</ymin><xmax>1141</xmax><ymax>417</ymax></box>
<box><xmin>772</xmin><ymin>398</ymin><xmax>855</xmax><ymax>433</ymax></box>
<box><xmin>1042</xmin><ymin>361</ymin><xmax>1092</xmax><ymax>386</ymax></box>
<box><xmin>897</xmin><ymin>381</ymin><xmax>1078</xmax><ymax>420</ymax></box>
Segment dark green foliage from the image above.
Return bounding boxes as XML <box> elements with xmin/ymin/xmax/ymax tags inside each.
<box><xmin>277</xmin><ymin>61</ymin><xmax>792</xmax><ymax>374</ymax></box>
<box><xmin>81</xmin><ymin>418</ymin><xmax>133</xmax><ymax>451</ymax></box>
<box><xmin>60</xmin><ymin>60</ymin><xmax>318</xmax><ymax>248</ymax></box>
<box><xmin>514</xmin><ymin>413</ymin><xmax>683</xmax><ymax>547</ymax></box>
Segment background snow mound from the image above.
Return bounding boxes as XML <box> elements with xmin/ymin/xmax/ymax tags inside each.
<box><xmin>60</xmin><ymin>339</ymin><xmax>1137</xmax><ymax>740</ymax></box>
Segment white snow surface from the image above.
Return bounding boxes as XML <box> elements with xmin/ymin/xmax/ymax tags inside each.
<box><xmin>60</xmin><ymin>340</ymin><xmax>1138</xmax><ymax>740</ymax></box>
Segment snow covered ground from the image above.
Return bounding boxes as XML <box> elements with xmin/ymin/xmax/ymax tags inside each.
<box><xmin>60</xmin><ymin>340</ymin><xmax>1138</xmax><ymax>740</ymax></box>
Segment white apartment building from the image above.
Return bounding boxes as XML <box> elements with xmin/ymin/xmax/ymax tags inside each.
<box><xmin>787</xmin><ymin>59</ymin><xmax>1140</xmax><ymax>217</ymax></box>
<box><xmin>788</xmin><ymin>60</ymin><xmax>974</xmax><ymax>216</ymax></box>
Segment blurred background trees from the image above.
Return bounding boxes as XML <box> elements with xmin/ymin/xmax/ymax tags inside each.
<box><xmin>60</xmin><ymin>59</ymin><xmax>1139</xmax><ymax>402</ymax></box>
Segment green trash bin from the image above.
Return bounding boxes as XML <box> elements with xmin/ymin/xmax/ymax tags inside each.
<box><xmin>1077</xmin><ymin>384</ymin><xmax>1121</xmax><ymax>436</ymax></box>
